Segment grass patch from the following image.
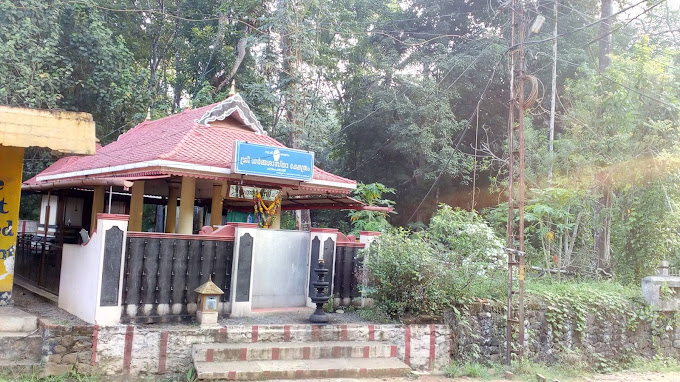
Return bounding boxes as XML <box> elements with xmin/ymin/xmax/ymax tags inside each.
<box><xmin>510</xmin><ymin>359</ymin><xmax>584</xmax><ymax>381</ymax></box>
<box><xmin>623</xmin><ymin>356</ymin><xmax>680</xmax><ymax>373</ymax></box>
<box><xmin>525</xmin><ymin>278</ymin><xmax>643</xmax><ymax>303</ymax></box>
<box><xmin>445</xmin><ymin>361</ymin><xmax>504</xmax><ymax>379</ymax></box>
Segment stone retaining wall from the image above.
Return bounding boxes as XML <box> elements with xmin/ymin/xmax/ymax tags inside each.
<box><xmin>41</xmin><ymin>323</ymin><xmax>452</xmax><ymax>377</ymax></box>
<box><xmin>451</xmin><ymin>304</ymin><xmax>680</xmax><ymax>366</ymax></box>
<box><xmin>40</xmin><ymin>319</ymin><xmax>95</xmax><ymax>375</ymax></box>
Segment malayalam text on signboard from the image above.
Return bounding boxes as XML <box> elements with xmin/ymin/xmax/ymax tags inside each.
<box><xmin>233</xmin><ymin>142</ymin><xmax>314</xmax><ymax>181</ymax></box>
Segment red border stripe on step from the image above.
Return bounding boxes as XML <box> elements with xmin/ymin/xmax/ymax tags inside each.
<box><xmin>252</xmin><ymin>325</ymin><xmax>258</xmax><ymax>343</ymax></box>
<box><xmin>360</xmin><ymin>368</ymin><xmax>368</xmax><ymax>376</ymax></box>
<box><xmin>404</xmin><ymin>325</ymin><xmax>411</xmax><ymax>366</ymax></box>
<box><xmin>295</xmin><ymin>370</ymin><xmax>304</xmax><ymax>378</ymax></box>
<box><xmin>341</xmin><ymin>325</ymin><xmax>348</xmax><ymax>340</ymax></box>
<box><xmin>363</xmin><ymin>346</ymin><xmax>370</xmax><ymax>358</ymax></box>
<box><xmin>123</xmin><ymin>325</ymin><xmax>134</xmax><ymax>375</ymax></box>
<box><xmin>206</xmin><ymin>349</ymin><xmax>214</xmax><ymax>362</ymax></box>
<box><xmin>429</xmin><ymin>324</ymin><xmax>436</xmax><ymax>370</ymax></box>
<box><xmin>227</xmin><ymin>371</ymin><xmax>236</xmax><ymax>380</ymax></box>
<box><xmin>332</xmin><ymin>346</ymin><xmax>341</xmax><ymax>358</ymax></box>
<box><xmin>272</xmin><ymin>347</ymin><xmax>280</xmax><ymax>360</ymax></box>
<box><xmin>239</xmin><ymin>348</ymin><xmax>247</xmax><ymax>361</ymax></box>
<box><xmin>303</xmin><ymin>346</ymin><xmax>311</xmax><ymax>360</ymax></box>
<box><xmin>158</xmin><ymin>331</ymin><xmax>168</xmax><ymax>374</ymax></box>
<box><xmin>368</xmin><ymin>324</ymin><xmax>375</xmax><ymax>341</ymax></box>
<box><xmin>283</xmin><ymin>325</ymin><xmax>291</xmax><ymax>342</ymax></box>
<box><xmin>312</xmin><ymin>325</ymin><xmax>320</xmax><ymax>341</ymax></box>
<box><xmin>391</xmin><ymin>345</ymin><xmax>397</xmax><ymax>357</ymax></box>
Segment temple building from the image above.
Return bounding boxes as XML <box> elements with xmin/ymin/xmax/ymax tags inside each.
<box><xmin>18</xmin><ymin>93</ymin><xmax>384</xmax><ymax>323</ymax></box>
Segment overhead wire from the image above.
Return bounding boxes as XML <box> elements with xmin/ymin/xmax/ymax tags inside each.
<box><xmin>508</xmin><ymin>0</ymin><xmax>660</xmax><ymax>51</ymax></box>
<box><xmin>406</xmin><ymin>52</ymin><xmax>506</xmax><ymax>223</ymax></box>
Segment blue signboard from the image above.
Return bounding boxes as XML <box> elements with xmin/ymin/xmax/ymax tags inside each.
<box><xmin>233</xmin><ymin>141</ymin><xmax>314</xmax><ymax>181</ymax></box>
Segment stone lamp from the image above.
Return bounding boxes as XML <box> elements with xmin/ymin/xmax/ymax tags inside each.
<box><xmin>194</xmin><ymin>277</ymin><xmax>224</xmax><ymax>326</ymax></box>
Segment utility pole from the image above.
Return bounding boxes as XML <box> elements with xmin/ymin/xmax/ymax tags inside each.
<box><xmin>548</xmin><ymin>0</ymin><xmax>557</xmax><ymax>185</ymax></box>
<box><xmin>506</xmin><ymin>0</ymin><xmax>527</xmax><ymax>366</ymax></box>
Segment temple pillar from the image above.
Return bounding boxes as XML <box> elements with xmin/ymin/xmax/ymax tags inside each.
<box><xmin>128</xmin><ymin>180</ymin><xmax>145</xmax><ymax>232</ymax></box>
<box><xmin>178</xmin><ymin>176</ymin><xmax>196</xmax><ymax>234</ymax></box>
<box><xmin>165</xmin><ymin>184</ymin><xmax>179</xmax><ymax>233</ymax></box>
<box><xmin>270</xmin><ymin>209</ymin><xmax>281</xmax><ymax>229</ymax></box>
<box><xmin>90</xmin><ymin>186</ymin><xmax>105</xmax><ymax>232</ymax></box>
<box><xmin>210</xmin><ymin>184</ymin><xmax>224</xmax><ymax>227</ymax></box>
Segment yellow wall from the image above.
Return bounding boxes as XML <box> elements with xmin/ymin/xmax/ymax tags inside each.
<box><xmin>0</xmin><ymin>106</ymin><xmax>95</xmax><ymax>154</ymax></box>
<box><xmin>0</xmin><ymin>146</ymin><xmax>24</xmax><ymax>304</ymax></box>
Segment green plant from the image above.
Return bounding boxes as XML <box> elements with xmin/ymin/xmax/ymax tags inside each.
<box><xmin>322</xmin><ymin>298</ymin><xmax>334</xmax><ymax>313</ymax></box>
<box><xmin>660</xmin><ymin>281</ymin><xmax>675</xmax><ymax>302</ymax></box>
<box><xmin>185</xmin><ymin>366</ymin><xmax>197</xmax><ymax>382</ymax></box>
<box><xmin>445</xmin><ymin>361</ymin><xmax>499</xmax><ymax>379</ymax></box>
<box><xmin>348</xmin><ymin>183</ymin><xmax>396</xmax><ymax>234</ymax></box>
<box><xmin>364</xmin><ymin>206</ymin><xmax>508</xmax><ymax>320</ymax></box>
<box><xmin>526</xmin><ymin>279</ymin><xmax>640</xmax><ymax>340</ymax></box>
<box><xmin>357</xmin><ymin>307</ymin><xmax>393</xmax><ymax>323</ymax></box>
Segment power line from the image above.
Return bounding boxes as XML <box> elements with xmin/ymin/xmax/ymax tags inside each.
<box><xmin>509</xmin><ymin>0</ymin><xmax>659</xmax><ymax>51</ymax></box>
<box><xmin>406</xmin><ymin>52</ymin><xmax>506</xmax><ymax>223</ymax></box>
<box><xmin>555</xmin><ymin>56</ymin><xmax>680</xmax><ymax>111</ymax></box>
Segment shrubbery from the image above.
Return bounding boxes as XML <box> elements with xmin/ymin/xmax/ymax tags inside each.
<box><xmin>363</xmin><ymin>205</ymin><xmax>506</xmax><ymax>319</ymax></box>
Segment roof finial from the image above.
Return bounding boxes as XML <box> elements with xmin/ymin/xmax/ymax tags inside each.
<box><xmin>229</xmin><ymin>80</ymin><xmax>236</xmax><ymax>97</ymax></box>
<box><xmin>145</xmin><ymin>107</ymin><xmax>151</xmax><ymax>121</ymax></box>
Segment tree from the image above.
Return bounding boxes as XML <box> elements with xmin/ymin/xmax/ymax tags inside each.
<box><xmin>0</xmin><ymin>0</ymin><xmax>148</xmax><ymax>182</ymax></box>
<box><xmin>553</xmin><ymin>38</ymin><xmax>680</xmax><ymax>281</ymax></box>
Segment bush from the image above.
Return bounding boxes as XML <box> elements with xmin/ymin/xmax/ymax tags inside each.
<box><xmin>363</xmin><ymin>205</ymin><xmax>507</xmax><ymax>319</ymax></box>
<box><xmin>363</xmin><ymin>228</ymin><xmax>443</xmax><ymax>318</ymax></box>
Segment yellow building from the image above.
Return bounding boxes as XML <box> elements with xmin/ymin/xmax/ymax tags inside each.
<box><xmin>0</xmin><ymin>106</ymin><xmax>95</xmax><ymax>305</ymax></box>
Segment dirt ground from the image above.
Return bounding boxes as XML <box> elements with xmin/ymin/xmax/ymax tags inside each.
<box><xmin>269</xmin><ymin>371</ymin><xmax>680</xmax><ymax>382</ymax></box>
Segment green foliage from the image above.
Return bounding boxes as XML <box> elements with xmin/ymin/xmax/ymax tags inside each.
<box><xmin>526</xmin><ymin>279</ymin><xmax>641</xmax><ymax>338</ymax></box>
<box><xmin>348</xmin><ymin>183</ymin><xmax>396</xmax><ymax>234</ymax></box>
<box><xmin>445</xmin><ymin>361</ymin><xmax>500</xmax><ymax>379</ymax></box>
<box><xmin>364</xmin><ymin>205</ymin><xmax>506</xmax><ymax>319</ymax></box>
<box><xmin>660</xmin><ymin>281</ymin><xmax>676</xmax><ymax>302</ymax></box>
<box><xmin>363</xmin><ymin>227</ymin><xmax>441</xmax><ymax>318</ymax></box>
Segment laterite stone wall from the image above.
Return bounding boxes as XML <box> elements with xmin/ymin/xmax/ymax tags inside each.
<box><xmin>450</xmin><ymin>305</ymin><xmax>680</xmax><ymax>365</ymax></box>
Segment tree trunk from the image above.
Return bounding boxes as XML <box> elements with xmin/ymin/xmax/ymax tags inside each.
<box><xmin>278</xmin><ymin>0</ymin><xmax>311</xmax><ymax>231</ymax></box>
<box><xmin>598</xmin><ymin>0</ymin><xmax>613</xmax><ymax>72</ymax></box>
<box><xmin>593</xmin><ymin>178</ymin><xmax>613</xmax><ymax>274</ymax></box>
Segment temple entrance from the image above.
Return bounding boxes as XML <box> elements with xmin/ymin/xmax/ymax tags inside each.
<box><xmin>251</xmin><ymin>229</ymin><xmax>311</xmax><ymax>309</ymax></box>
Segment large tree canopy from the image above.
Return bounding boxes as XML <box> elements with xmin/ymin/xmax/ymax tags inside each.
<box><xmin>2</xmin><ymin>0</ymin><xmax>679</xmax><ymax>283</ymax></box>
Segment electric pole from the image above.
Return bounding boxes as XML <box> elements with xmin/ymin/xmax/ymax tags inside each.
<box><xmin>506</xmin><ymin>0</ymin><xmax>527</xmax><ymax>366</ymax></box>
<box><xmin>548</xmin><ymin>0</ymin><xmax>557</xmax><ymax>185</ymax></box>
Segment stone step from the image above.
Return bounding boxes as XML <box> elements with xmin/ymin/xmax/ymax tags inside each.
<box><xmin>216</xmin><ymin>324</ymin><xmax>397</xmax><ymax>343</ymax></box>
<box><xmin>193</xmin><ymin>341</ymin><xmax>397</xmax><ymax>362</ymax></box>
<box><xmin>0</xmin><ymin>332</ymin><xmax>43</xmax><ymax>362</ymax></box>
<box><xmin>194</xmin><ymin>357</ymin><xmax>411</xmax><ymax>380</ymax></box>
<box><xmin>0</xmin><ymin>307</ymin><xmax>38</xmax><ymax>332</ymax></box>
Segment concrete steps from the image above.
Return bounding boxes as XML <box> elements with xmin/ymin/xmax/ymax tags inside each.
<box><xmin>193</xmin><ymin>341</ymin><xmax>397</xmax><ymax>362</ymax></box>
<box><xmin>0</xmin><ymin>308</ymin><xmax>41</xmax><ymax>365</ymax></box>
<box><xmin>194</xmin><ymin>328</ymin><xmax>411</xmax><ymax>380</ymax></box>
<box><xmin>194</xmin><ymin>357</ymin><xmax>411</xmax><ymax>380</ymax></box>
<box><xmin>0</xmin><ymin>307</ymin><xmax>38</xmax><ymax>332</ymax></box>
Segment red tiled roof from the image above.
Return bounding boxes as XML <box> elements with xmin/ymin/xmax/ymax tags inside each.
<box><xmin>29</xmin><ymin>100</ymin><xmax>355</xmax><ymax>188</ymax></box>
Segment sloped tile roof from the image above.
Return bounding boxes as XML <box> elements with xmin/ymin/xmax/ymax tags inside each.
<box><xmin>28</xmin><ymin>98</ymin><xmax>355</xmax><ymax>189</ymax></box>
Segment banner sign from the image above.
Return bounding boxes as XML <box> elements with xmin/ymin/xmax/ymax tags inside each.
<box><xmin>233</xmin><ymin>141</ymin><xmax>314</xmax><ymax>181</ymax></box>
<box><xmin>0</xmin><ymin>146</ymin><xmax>24</xmax><ymax>305</ymax></box>
<box><xmin>228</xmin><ymin>185</ymin><xmax>279</xmax><ymax>201</ymax></box>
